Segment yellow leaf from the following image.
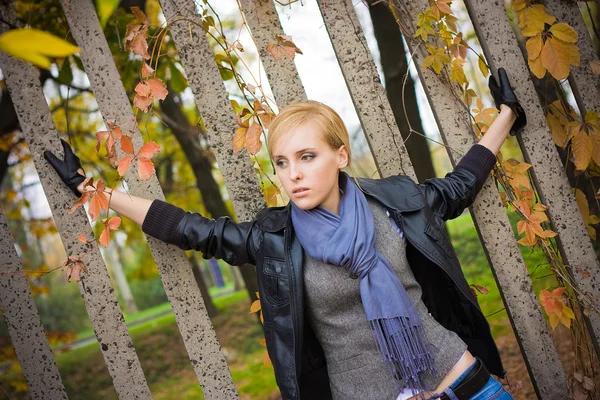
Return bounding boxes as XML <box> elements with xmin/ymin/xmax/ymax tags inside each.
<box><xmin>526</xmin><ymin>35</ymin><xmax>543</xmax><ymax>61</ymax></box>
<box><xmin>249</xmin><ymin>299</ymin><xmax>261</xmax><ymax>313</ymax></box>
<box><xmin>591</xmin><ymin>128</ymin><xmax>600</xmax><ymax>167</ymax></box>
<box><xmin>541</xmin><ymin>37</ymin><xmax>574</xmax><ymax>80</ymax></box>
<box><xmin>478</xmin><ymin>55</ymin><xmax>488</xmax><ymax>77</ymax></box>
<box><xmin>549</xmin><ymin>312</ymin><xmax>560</xmax><ymax>330</ymax></box>
<box><xmin>528</xmin><ymin>53</ymin><xmax>546</xmax><ymax>78</ymax></box>
<box><xmin>0</xmin><ymin>29</ymin><xmax>79</xmax><ymax>69</ymax></box>
<box><xmin>549</xmin><ymin>23</ymin><xmax>578</xmax><ymax>44</ymax></box>
<box><xmin>546</xmin><ymin>113</ymin><xmax>568</xmax><ymax>148</ymax></box>
<box><xmin>572</xmin><ymin>131</ymin><xmax>592</xmax><ymax>170</ymax></box>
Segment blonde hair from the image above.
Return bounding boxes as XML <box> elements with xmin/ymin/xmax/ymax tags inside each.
<box><xmin>266</xmin><ymin>100</ymin><xmax>352</xmax><ymax>166</ymax></box>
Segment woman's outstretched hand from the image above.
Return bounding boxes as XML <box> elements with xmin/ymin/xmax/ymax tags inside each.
<box><xmin>43</xmin><ymin>139</ymin><xmax>87</xmax><ymax>197</ymax></box>
<box><xmin>488</xmin><ymin>68</ymin><xmax>527</xmax><ymax>136</ymax></box>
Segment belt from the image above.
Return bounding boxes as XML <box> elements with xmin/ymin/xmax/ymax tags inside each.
<box><xmin>439</xmin><ymin>357</ymin><xmax>491</xmax><ymax>400</ymax></box>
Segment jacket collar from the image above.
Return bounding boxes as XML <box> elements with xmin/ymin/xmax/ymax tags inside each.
<box><xmin>256</xmin><ymin>175</ymin><xmax>424</xmax><ymax>232</ymax></box>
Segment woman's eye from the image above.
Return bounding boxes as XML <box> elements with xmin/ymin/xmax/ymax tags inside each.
<box><xmin>275</xmin><ymin>160</ymin><xmax>287</xmax><ymax>168</ymax></box>
<box><xmin>301</xmin><ymin>154</ymin><xmax>314</xmax><ymax>161</ymax></box>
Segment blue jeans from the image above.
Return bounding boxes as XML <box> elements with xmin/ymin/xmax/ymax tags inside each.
<box><xmin>434</xmin><ymin>358</ymin><xmax>513</xmax><ymax>400</ymax></box>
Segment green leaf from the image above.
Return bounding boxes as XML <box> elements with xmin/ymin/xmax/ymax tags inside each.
<box><xmin>0</xmin><ymin>28</ymin><xmax>79</xmax><ymax>69</ymax></box>
<box><xmin>96</xmin><ymin>0</ymin><xmax>120</xmax><ymax>29</ymax></box>
<box><xmin>58</xmin><ymin>57</ymin><xmax>73</xmax><ymax>84</ymax></box>
<box><xmin>169</xmin><ymin>62</ymin><xmax>188</xmax><ymax>92</ymax></box>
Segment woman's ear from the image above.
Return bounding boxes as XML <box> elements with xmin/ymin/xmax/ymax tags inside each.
<box><xmin>337</xmin><ymin>145</ymin><xmax>349</xmax><ymax>169</ymax></box>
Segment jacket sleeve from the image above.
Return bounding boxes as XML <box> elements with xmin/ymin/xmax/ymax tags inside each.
<box><xmin>141</xmin><ymin>200</ymin><xmax>261</xmax><ymax>266</ymax></box>
<box><xmin>417</xmin><ymin>144</ymin><xmax>497</xmax><ymax>221</ymax></box>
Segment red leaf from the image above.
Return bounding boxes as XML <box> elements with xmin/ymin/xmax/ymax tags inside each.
<box><xmin>137</xmin><ymin>141</ymin><xmax>160</xmax><ymax>158</ymax></box>
<box><xmin>120</xmin><ymin>135</ymin><xmax>134</xmax><ymax>154</ymax></box>
<box><xmin>88</xmin><ymin>191</ymin><xmax>107</xmax><ymax>222</ymax></box>
<box><xmin>117</xmin><ymin>155</ymin><xmax>134</xmax><ymax>176</ymax></box>
<box><xmin>141</xmin><ymin>62</ymin><xmax>154</xmax><ymax>78</ymax></box>
<box><xmin>145</xmin><ymin>78</ymin><xmax>168</xmax><ymax>101</ymax></box>
<box><xmin>64</xmin><ymin>256</ymin><xmax>88</xmax><ymax>282</ymax></box>
<box><xmin>137</xmin><ymin>157</ymin><xmax>155</xmax><ymax>180</ymax></box>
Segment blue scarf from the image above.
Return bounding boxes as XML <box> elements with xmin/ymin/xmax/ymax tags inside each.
<box><xmin>291</xmin><ymin>172</ymin><xmax>437</xmax><ymax>394</ymax></box>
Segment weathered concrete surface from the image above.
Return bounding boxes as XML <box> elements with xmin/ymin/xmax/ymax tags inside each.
<box><xmin>0</xmin><ymin>209</ymin><xmax>68</xmax><ymax>399</ymax></box>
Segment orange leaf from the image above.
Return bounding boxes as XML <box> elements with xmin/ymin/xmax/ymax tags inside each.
<box><xmin>130</xmin><ymin>6</ymin><xmax>148</xmax><ymax>24</ymax></box>
<box><xmin>528</xmin><ymin>53</ymin><xmax>546</xmax><ymax>78</ymax></box>
<box><xmin>546</xmin><ymin>113</ymin><xmax>568</xmax><ymax>148</ymax></box>
<box><xmin>107</xmin><ymin>216</ymin><xmax>121</xmax><ymax>230</ymax></box>
<box><xmin>141</xmin><ymin>62</ymin><xmax>154</xmax><ymax>78</ymax></box>
<box><xmin>233</xmin><ymin>126</ymin><xmax>246</xmax><ymax>153</ymax></box>
<box><xmin>124</xmin><ymin>24</ymin><xmax>150</xmax><ymax>60</ymax></box>
<box><xmin>245</xmin><ymin>122</ymin><xmax>263</xmax><ymax>155</ymax></box>
<box><xmin>133</xmin><ymin>93</ymin><xmax>153</xmax><ymax>112</ymax></box>
<box><xmin>120</xmin><ymin>135</ymin><xmax>134</xmax><ymax>155</ymax></box>
<box><xmin>95</xmin><ymin>130</ymin><xmax>108</xmax><ymax>153</ymax></box>
<box><xmin>135</xmin><ymin>80</ymin><xmax>152</xmax><ymax>97</ymax></box>
<box><xmin>137</xmin><ymin>157</ymin><xmax>155</xmax><ymax>180</ymax></box>
<box><xmin>88</xmin><ymin>190</ymin><xmax>108</xmax><ymax>222</ymax></box>
<box><xmin>65</xmin><ymin>258</ymin><xmax>88</xmax><ymax>282</ymax></box>
<box><xmin>265</xmin><ymin>34</ymin><xmax>303</xmax><ymax>61</ymax></box>
<box><xmin>99</xmin><ymin>225</ymin><xmax>111</xmax><ymax>247</ymax></box>
<box><xmin>145</xmin><ymin>78</ymin><xmax>168</xmax><ymax>100</ymax></box>
<box><xmin>250</xmin><ymin>299</ymin><xmax>261</xmax><ymax>313</ymax></box>
<box><xmin>137</xmin><ymin>141</ymin><xmax>160</xmax><ymax>158</ymax></box>
<box><xmin>69</xmin><ymin>192</ymin><xmax>90</xmax><ymax>214</ymax></box>
<box><xmin>77</xmin><ymin>233</ymin><xmax>87</xmax><ymax>244</ymax></box>
<box><xmin>117</xmin><ymin>155</ymin><xmax>134</xmax><ymax>176</ymax></box>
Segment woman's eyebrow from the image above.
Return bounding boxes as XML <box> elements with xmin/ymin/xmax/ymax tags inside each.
<box><xmin>273</xmin><ymin>148</ymin><xmax>317</xmax><ymax>159</ymax></box>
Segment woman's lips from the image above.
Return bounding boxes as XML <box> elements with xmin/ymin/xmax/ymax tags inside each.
<box><xmin>293</xmin><ymin>188</ymin><xmax>309</xmax><ymax>198</ymax></box>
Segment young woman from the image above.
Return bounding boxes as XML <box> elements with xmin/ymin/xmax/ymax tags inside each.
<box><xmin>44</xmin><ymin>68</ymin><xmax>526</xmax><ymax>400</ymax></box>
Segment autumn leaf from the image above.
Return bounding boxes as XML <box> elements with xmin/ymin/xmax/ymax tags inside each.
<box><xmin>133</xmin><ymin>78</ymin><xmax>168</xmax><ymax>112</ymax></box>
<box><xmin>469</xmin><ymin>283</ymin><xmax>489</xmax><ymax>298</ymax></box>
<box><xmin>549</xmin><ymin>23</ymin><xmax>577</xmax><ymax>43</ymax></box>
<box><xmin>539</xmin><ymin>288</ymin><xmax>575</xmax><ymax>329</ymax></box>
<box><xmin>0</xmin><ymin>28</ymin><xmax>79</xmax><ymax>69</ymax></box>
<box><xmin>145</xmin><ymin>78</ymin><xmax>168</xmax><ymax>100</ymax></box>
<box><xmin>504</xmin><ymin>159</ymin><xmax>532</xmax><ymax>191</ymax></box>
<box><xmin>138</xmin><ymin>142</ymin><xmax>161</xmax><ymax>158</ymax></box>
<box><xmin>541</xmin><ymin>37</ymin><xmax>580</xmax><ymax>80</ymax></box>
<box><xmin>448</xmin><ymin>33</ymin><xmax>467</xmax><ymax>60</ymax></box>
<box><xmin>571</xmin><ymin>129</ymin><xmax>592</xmax><ymax>171</ymax></box>
<box><xmin>591</xmin><ymin>60</ymin><xmax>600</xmax><ymax>75</ymax></box>
<box><xmin>99</xmin><ymin>216</ymin><xmax>121</xmax><ymax>247</ymax></box>
<box><xmin>250</xmin><ymin>299</ymin><xmax>261</xmax><ymax>313</ymax></box>
<box><xmin>449</xmin><ymin>58</ymin><xmax>467</xmax><ymax>86</ymax></box>
<box><xmin>124</xmin><ymin>14</ymin><xmax>150</xmax><ymax>60</ymax></box>
<box><xmin>246</xmin><ymin>122</ymin><xmax>263</xmax><ymax>155</ymax></box>
<box><xmin>575</xmin><ymin>188</ymin><xmax>599</xmax><ymax>240</ymax></box>
<box><xmin>233</xmin><ymin>126</ymin><xmax>247</xmax><ymax>153</ymax></box>
<box><xmin>423</xmin><ymin>46</ymin><xmax>451</xmax><ymax>74</ymax></box>
<box><xmin>141</xmin><ymin>62</ymin><xmax>154</xmax><ymax>78</ymax></box>
<box><xmin>77</xmin><ymin>233</ymin><xmax>88</xmax><ymax>244</ymax></box>
<box><xmin>137</xmin><ymin>158</ymin><xmax>155</xmax><ymax>180</ymax></box>
<box><xmin>265</xmin><ymin>34</ymin><xmax>303</xmax><ymax>61</ymax></box>
<box><xmin>430</xmin><ymin>0</ymin><xmax>453</xmax><ymax>20</ymax></box>
<box><xmin>62</xmin><ymin>255</ymin><xmax>88</xmax><ymax>282</ymax></box>
<box><xmin>117</xmin><ymin>155</ymin><xmax>133</xmax><ymax>177</ymax></box>
<box><xmin>263</xmin><ymin>184</ymin><xmax>280</xmax><ymax>207</ymax></box>
<box><xmin>478</xmin><ymin>55</ymin><xmax>488</xmax><ymax>77</ymax></box>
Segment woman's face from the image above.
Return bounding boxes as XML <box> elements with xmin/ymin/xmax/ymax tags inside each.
<box><xmin>272</xmin><ymin>120</ymin><xmax>348</xmax><ymax>214</ymax></box>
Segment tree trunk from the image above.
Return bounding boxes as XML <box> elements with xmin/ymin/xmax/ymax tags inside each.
<box><xmin>161</xmin><ymin>86</ymin><xmax>260</xmax><ymax>307</ymax></box>
<box><xmin>368</xmin><ymin>2</ymin><xmax>436</xmax><ymax>183</ymax></box>
<box><xmin>189</xmin><ymin>254</ymin><xmax>218</xmax><ymax>317</ymax></box>
<box><xmin>111</xmin><ymin>243</ymin><xmax>139</xmax><ymax>314</ymax></box>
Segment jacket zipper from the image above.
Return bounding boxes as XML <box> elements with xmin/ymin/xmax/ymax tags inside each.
<box><xmin>285</xmin><ymin>226</ymin><xmax>302</xmax><ymax>398</ymax></box>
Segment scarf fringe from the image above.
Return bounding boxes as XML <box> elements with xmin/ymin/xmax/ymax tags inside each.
<box><xmin>369</xmin><ymin>317</ymin><xmax>438</xmax><ymax>398</ymax></box>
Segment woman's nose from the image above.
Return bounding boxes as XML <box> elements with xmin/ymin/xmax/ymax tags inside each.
<box><xmin>289</xmin><ymin>163</ymin><xmax>302</xmax><ymax>181</ymax></box>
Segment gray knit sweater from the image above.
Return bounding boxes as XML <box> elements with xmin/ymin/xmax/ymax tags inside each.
<box><xmin>303</xmin><ymin>197</ymin><xmax>467</xmax><ymax>400</ymax></box>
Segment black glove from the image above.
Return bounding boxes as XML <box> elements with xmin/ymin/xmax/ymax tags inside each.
<box><xmin>43</xmin><ymin>139</ymin><xmax>86</xmax><ymax>197</ymax></box>
<box><xmin>488</xmin><ymin>67</ymin><xmax>527</xmax><ymax>136</ymax></box>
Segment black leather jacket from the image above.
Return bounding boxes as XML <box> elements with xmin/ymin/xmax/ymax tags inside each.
<box><xmin>142</xmin><ymin>145</ymin><xmax>504</xmax><ymax>400</ymax></box>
